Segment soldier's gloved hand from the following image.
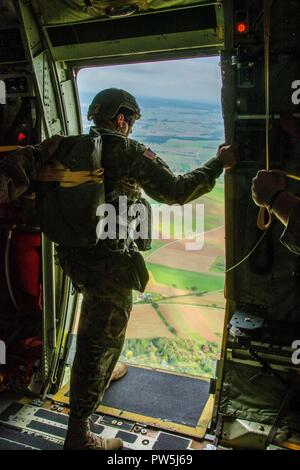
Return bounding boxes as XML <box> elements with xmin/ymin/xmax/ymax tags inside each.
<box><xmin>40</xmin><ymin>135</ymin><xmax>64</xmax><ymax>160</ymax></box>
<box><xmin>252</xmin><ymin>170</ymin><xmax>286</xmax><ymax>207</ymax></box>
<box><xmin>216</xmin><ymin>144</ymin><xmax>238</xmax><ymax>170</ymax></box>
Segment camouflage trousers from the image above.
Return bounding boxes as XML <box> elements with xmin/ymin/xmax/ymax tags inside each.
<box><xmin>69</xmin><ymin>285</ymin><xmax>132</xmax><ymax>420</ymax></box>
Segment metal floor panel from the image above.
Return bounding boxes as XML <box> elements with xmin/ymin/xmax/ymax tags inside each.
<box><xmin>0</xmin><ymin>400</ymin><xmax>194</xmax><ymax>450</ymax></box>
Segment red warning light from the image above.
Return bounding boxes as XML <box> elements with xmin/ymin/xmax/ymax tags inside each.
<box><xmin>236</xmin><ymin>22</ymin><xmax>248</xmax><ymax>34</ymax></box>
<box><xmin>17</xmin><ymin>132</ymin><xmax>27</xmax><ymax>144</ymax></box>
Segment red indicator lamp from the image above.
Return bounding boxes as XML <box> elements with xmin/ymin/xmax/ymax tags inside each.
<box><xmin>236</xmin><ymin>22</ymin><xmax>248</xmax><ymax>34</ymax></box>
<box><xmin>17</xmin><ymin>132</ymin><xmax>27</xmax><ymax>144</ymax></box>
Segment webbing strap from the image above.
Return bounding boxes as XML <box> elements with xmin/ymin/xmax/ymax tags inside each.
<box><xmin>37</xmin><ymin>167</ymin><xmax>104</xmax><ymax>187</ymax></box>
<box><xmin>0</xmin><ymin>146</ymin><xmax>21</xmax><ymax>153</ymax></box>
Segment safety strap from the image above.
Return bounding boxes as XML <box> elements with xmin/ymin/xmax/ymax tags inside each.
<box><xmin>37</xmin><ymin>164</ymin><xmax>104</xmax><ymax>187</ymax></box>
<box><xmin>0</xmin><ymin>143</ymin><xmax>105</xmax><ymax>187</ymax></box>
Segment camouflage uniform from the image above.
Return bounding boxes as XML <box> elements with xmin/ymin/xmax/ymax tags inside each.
<box><xmin>57</xmin><ymin>127</ymin><xmax>224</xmax><ymax>420</ymax></box>
<box><xmin>0</xmin><ymin>145</ymin><xmax>49</xmax><ymax>205</ymax></box>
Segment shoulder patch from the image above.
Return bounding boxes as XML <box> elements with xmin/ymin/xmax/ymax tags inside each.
<box><xmin>143</xmin><ymin>148</ymin><xmax>157</xmax><ymax>160</ymax></box>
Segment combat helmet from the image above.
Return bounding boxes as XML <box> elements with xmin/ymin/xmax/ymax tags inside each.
<box><xmin>87</xmin><ymin>88</ymin><xmax>141</xmax><ymax>126</ymax></box>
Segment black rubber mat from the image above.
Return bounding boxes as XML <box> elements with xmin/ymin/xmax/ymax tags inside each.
<box><xmin>101</xmin><ymin>366</ymin><xmax>210</xmax><ymax>427</ymax></box>
<box><xmin>64</xmin><ymin>367</ymin><xmax>209</xmax><ymax>427</ymax></box>
<box><xmin>34</xmin><ymin>408</ymin><xmax>69</xmax><ymax>425</ymax></box>
<box><xmin>0</xmin><ymin>424</ymin><xmax>62</xmax><ymax>450</ymax></box>
<box><xmin>0</xmin><ymin>403</ymin><xmax>24</xmax><ymax>422</ymax></box>
<box><xmin>153</xmin><ymin>432</ymin><xmax>190</xmax><ymax>450</ymax></box>
<box><xmin>27</xmin><ymin>420</ymin><xmax>67</xmax><ymax>438</ymax></box>
<box><xmin>90</xmin><ymin>422</ymin><xmax>105</xmax><ymax>434</ymax></box>
<box><xmin>115</xmin><ymin>430</ymin><xmax>138</xmax><ymax>443</ymax></box>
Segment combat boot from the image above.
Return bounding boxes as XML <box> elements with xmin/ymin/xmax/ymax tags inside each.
<box><xmin>105</xmin><ymin>362</ymin><xmax>128</xmax><ymax>391</ymax></box>
<box><xmin>64</xmin><ymin>417</ymin><xmax>123</xmax><ymax>450</ymax></box>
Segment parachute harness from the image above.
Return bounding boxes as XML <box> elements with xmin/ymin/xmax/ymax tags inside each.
<box><xmin>37</xmin><ymin>165</ymin><xmax>104</xmax><ymax>187</ymax></box>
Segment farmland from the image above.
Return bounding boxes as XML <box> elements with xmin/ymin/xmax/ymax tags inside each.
<box><xmin>125</xmin><ymin>99</ymin><xmax>225</xmax><ymax>377</ymax></box>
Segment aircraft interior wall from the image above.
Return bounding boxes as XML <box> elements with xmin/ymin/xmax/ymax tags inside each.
<box><xmin>215</xmin><ymin>0</ymin><xmax>300</xmax><ymax>449</ymax></box>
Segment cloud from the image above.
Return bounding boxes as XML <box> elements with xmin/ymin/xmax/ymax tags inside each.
<box><xmin>77</xmin><ymin>57</ymin><xmax>221</xmax><ymax>104</ymax></box>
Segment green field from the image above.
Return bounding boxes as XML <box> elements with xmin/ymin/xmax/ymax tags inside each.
<box><xmin>147</xmin><ymin>263</ymin><xmax>224</xmax><ymax>292</ymax></box>
<box><xmin>210</xmin><ymin>256</ymin><xmax>225</xmax><ymax>273</ymax></box>
<box><xmin>203</xmin><ymin>183</ymin><xmax>225</xmax><ymax>203</ymax></box>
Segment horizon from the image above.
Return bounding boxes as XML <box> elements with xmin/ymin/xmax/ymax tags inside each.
<box><xmin>79</xmin><ymin>91</ymin><xmax>223</xmax><ymax>109</ymax></box>
<box><xmin>77</xmin><ymin>56</ymin><xmax>222</xmax><ymax>106</ymax></box>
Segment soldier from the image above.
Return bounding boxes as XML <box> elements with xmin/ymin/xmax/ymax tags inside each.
<box><xmin>58</xmin><ymin>88</ymin><xmax>237</xmax><ymax>450</ymax></box>
<box><xmin>252</xmin><ymin>169</ymin><xmax>300</xmax><ymax>254</ymax></box>
<box><xmin>0</xmin><ymin>136</ymin><xmax>63</xmax><ymax>205</ymax></box>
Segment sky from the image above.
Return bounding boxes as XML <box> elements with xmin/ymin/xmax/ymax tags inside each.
<box><xmin>77</xmin><ymin>56</ymin><xmax>222</xmax><ymax>105</ymax></box>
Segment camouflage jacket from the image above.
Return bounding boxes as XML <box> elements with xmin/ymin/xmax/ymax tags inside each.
<box><xmin>0</xmin><ymin>145</ymin><xmax>49</xmax><ymax>205</ymax></box>
<box><xmin>56</xmin><ymin>127</ymin><xmax>224</xmax><ymax>294</ymax></box>
<box><xmin>94</xmin><ymin>126</ymin><xmax>224</xmax><ymax>250</ymax></box>
<box><xmin>280</xmin><ymin>204</ymin><xmax>300</xmax><ymax>255</ymax></box>
<box><xmin>97</xmin><ymin>127</ymin><xmax>223</xmax><ymax>206</ymax></box>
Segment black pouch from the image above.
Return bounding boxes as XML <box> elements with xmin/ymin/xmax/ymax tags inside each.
<box><xmin>114</xmin><ymin>250</ymin><xmax>149</xmax><ymax>292</ymax></box>
<box><xmin>130</xmin><ymin>250</ymin><xmax>149</xmax><ymax>292</ymax></box>
<box><xmin>133</xmin><ymin>197</ymin><xmax>152</xmax><ymax>252</ymax></box>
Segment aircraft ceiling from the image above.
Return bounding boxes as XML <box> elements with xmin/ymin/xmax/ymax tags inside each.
<box><xmin>34</xmin><ymin>1</ymin><xmax>215</xmax><ymax>25</ymax></box>
<box><xmin>0</xmin><ymin>1</ymin><xmax>223</xmax><ymax>62</ymax></box>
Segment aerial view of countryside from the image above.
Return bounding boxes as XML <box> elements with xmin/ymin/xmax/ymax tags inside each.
<box><xmin>78</xmin><ymin>58</ymin><xmax>225</xmax><ymax>378</ymax></box>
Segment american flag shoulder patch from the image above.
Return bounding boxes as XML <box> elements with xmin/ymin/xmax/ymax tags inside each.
<box><xmin>143</xmin><ymin>148</ymin><xmax>157</xmax><ymax>160</ymax></box>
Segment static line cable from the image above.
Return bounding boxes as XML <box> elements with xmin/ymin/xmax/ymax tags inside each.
<box><xmin>225</xmin><ymin>227</ymin><xmax>270</xmax><ymax>273</ymax></box>
<box><xmin>257</xmin><ymin>0</ymin><xmax>272</xmax><ymax>230</ymax></box>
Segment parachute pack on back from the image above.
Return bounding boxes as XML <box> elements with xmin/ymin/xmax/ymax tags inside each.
<box><xmin>35</xmin><ymin>131</ymin><xmax>104</xmax><ymax>247</ymax></box>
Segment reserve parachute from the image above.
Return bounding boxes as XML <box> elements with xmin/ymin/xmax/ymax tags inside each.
<box><xmin>35</xmin><ymin>129</ymin><xmax>104</xmax><ymax>247</ymax></box>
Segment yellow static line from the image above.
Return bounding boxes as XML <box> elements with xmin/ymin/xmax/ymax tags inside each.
<box><xmin>281</xmin><ymin>441</ymin><xmax>300</xmax><ymax>451</ymax></box>
<box><xmin>286</xmin><ymin>173</ymin><xmax>300</xmax><ymax>182</ymax></box>
<box><xmin>0</xmin><ymin>146</ymin><xmax>21</xmax><ymax>152</ymax></box>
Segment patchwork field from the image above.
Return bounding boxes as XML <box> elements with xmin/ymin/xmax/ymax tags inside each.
<box><xmin>159</xmin><ymin>291</ymin><xmax>225</xmax><ymax>309</ymax></box>
<box><xmin>126</xmin><ymin>304</ymin><xmax>174</xmax><ymax>339</ymax></box>
<box><xmin>147</xmin><ymin>264</ymin><xmax>225</xmax><ymax>293</ymax></box>
<box><xmin>159</xmin><ymin>304</ymin><xmax>224</xmax><ymax>343</ymax></box>
<box><xmin>124</xmin><ymin>181</ymin><xmax>226</xmax><ymax>376</ymax></box>
<box><xmin>145</xmin><ymin>226</ymin><xmax>225</xmax><ymax>273</ymax></box>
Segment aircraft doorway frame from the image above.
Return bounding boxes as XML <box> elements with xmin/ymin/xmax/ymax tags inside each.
<box><xmin>14</xmin><ymin>0</ymin><xmax>231</xmax><ymax>441</ymax></box>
